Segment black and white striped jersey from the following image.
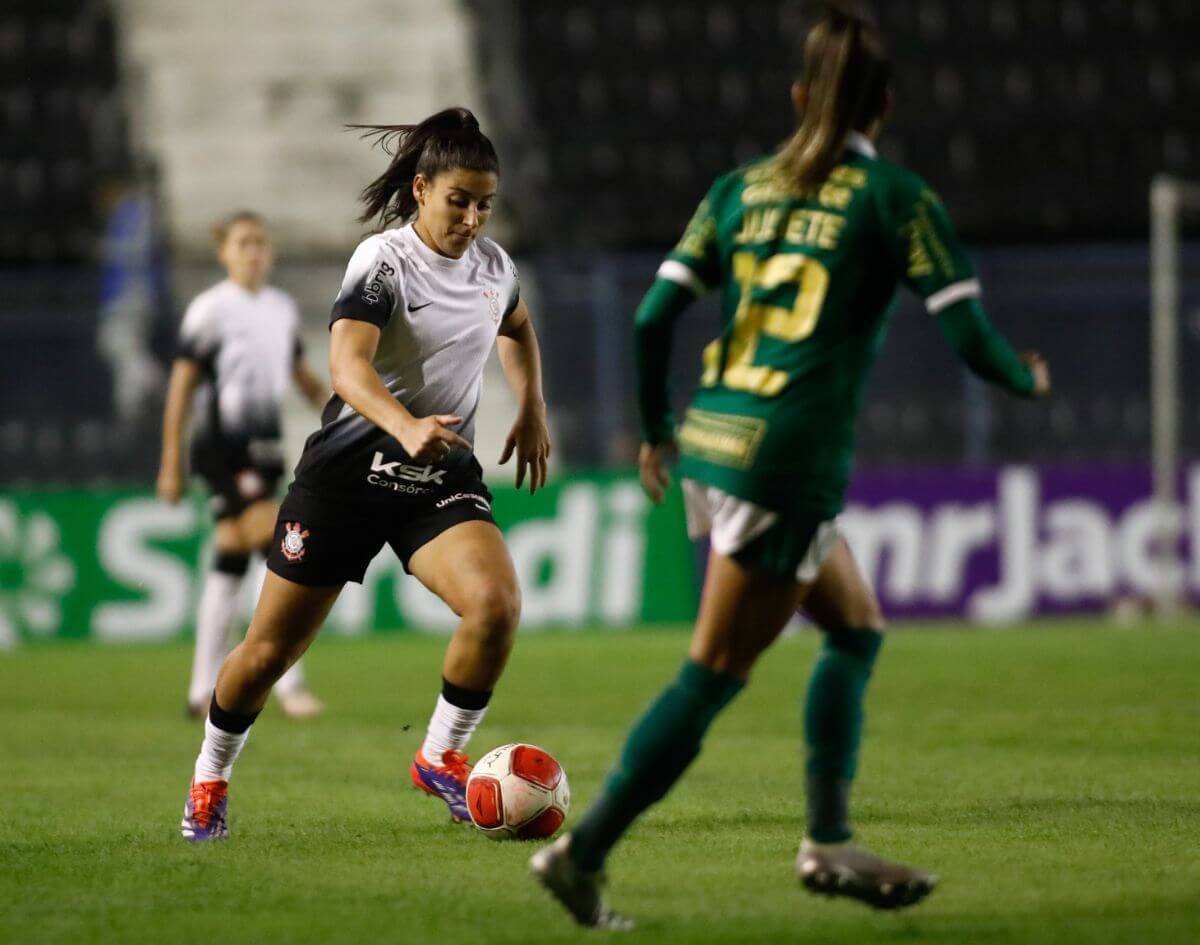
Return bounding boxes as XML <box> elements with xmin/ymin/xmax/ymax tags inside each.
<box><xmin>292</xmin><ymin>224</ymin><xmax>520</xmax><ymax>501</ymax></box>
<box><xmin>178</xmin><ymin>279</ymin><xmax>302</xmax><ymax>472</ymax></box>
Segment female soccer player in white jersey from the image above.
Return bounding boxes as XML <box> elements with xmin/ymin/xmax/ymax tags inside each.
<box><xmin>179</xmin><ymin>107</ymin><xmax>552</xmax><ymax>841</ymax></box>
<box><xmin>159</xmin><ymin>212</ymin><xmax>328</xmax><ymax>720</ymax></box>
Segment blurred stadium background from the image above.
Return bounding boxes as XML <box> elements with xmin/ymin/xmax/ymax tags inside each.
<box><xmin>2</xmin><ymin>0</ymin><xmax>1199</xmax><ymax>644</ymax></box>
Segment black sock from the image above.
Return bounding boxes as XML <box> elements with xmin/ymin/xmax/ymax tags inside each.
<box><xmin>213</xmin><ymin>551</ymin><xmax>250</xmax><ymax>577</ymax></box>
<box><xmin>441</xmin><ymin>677</ymin><xmax>492</xmax><ymax>711</ymax></box>
<box><xmin>208</xmin><ymin>694</ymin><xmax>261</xmax><ymax>734</ymax></box>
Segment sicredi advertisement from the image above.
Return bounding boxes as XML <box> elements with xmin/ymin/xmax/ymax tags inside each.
<box><xmin>0</xmin><ymin>465</ymin><xmax>1192</xmax><ymax>644</ymax></box>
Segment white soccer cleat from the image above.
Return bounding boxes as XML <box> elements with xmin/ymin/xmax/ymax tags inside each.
<box><xmin>797</xmin><ymin>838</ymin><xmax>937</xmax><ymax>910</ymax></box>
<box><xmin>530</xmin><ymin>834</ymin><xmax>634</xmax><ymax>931</ymax></box>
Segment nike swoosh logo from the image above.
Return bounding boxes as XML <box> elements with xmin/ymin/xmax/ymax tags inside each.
<box><xmin>407</xmin><ymin>301</ymin><xmax>434</xmax><ymax>311</ymax></box>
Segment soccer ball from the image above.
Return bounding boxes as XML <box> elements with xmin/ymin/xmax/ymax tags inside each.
<box><xmin>465</xmin><ymin>743</ymin><xmax>570</xmax><ymax>840</ymax></box>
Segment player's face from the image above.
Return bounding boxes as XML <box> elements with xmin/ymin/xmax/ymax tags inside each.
<box><xmin>218</xmin><ymin>220</ymin><xmax>273</xmax><ymax>290</ymax></box>
<box><xmin>413</xmin><ymin>169</ymin><xmax>498</xmax><ymax>258</ymax></box>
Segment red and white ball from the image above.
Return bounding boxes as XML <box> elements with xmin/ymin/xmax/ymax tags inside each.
<box><xmin>466</xmin><ymin>743</ymin><xmax>570</xmax><ymax>839</ymax></box>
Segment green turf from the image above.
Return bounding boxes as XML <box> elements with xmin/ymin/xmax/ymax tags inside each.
<box><xmin>2</xmin><ymin>622</ymin><xmax>1198</xmax><ymax>944</ymax></box>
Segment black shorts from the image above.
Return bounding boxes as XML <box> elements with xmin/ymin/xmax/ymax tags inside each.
<box><xmin>193</xmin><ymin>435</ymin><xmax>283</xmax><ymax>521</ymax></box>
<box><xmin>265</xmin><ymin>460</ymin><xmax>497</xmax><ymax>586</ymax></box>
<box><xmin>199</xmin><ymin>465</ymin><xmax>282</xmax><ymax>521</ymax></box>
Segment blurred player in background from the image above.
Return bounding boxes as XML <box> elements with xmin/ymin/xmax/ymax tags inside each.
<box><xmin>179</xmin><ymin>107</ymin><xmax>552</xmax><ymax>842</ymax></box>
<box><xmin>532</xmin><ymin>3</ymin><xmax>1051</xmax><ymax>928</ymax></box>
<box><xmin>158</xmin><ymin>211</ymin><xmax>328</xmax><ymax>720</ymax></box>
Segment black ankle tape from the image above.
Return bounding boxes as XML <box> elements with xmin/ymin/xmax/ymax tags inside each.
<box><xmin>213</xmin><ymin>551</ymin><xmax>250</xmax><ymax>577</ymax></box>
<box><xmin>441</xmin><ymin>678</ymin><xmax>492</xmax><ymax>711</ymax></box>
<box><xmin>208</xmin><ymin>695</ymin><xmax>260</xmax><ymax>734</ymax></box>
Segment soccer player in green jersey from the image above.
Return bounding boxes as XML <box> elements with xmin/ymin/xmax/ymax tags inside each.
<box><xmin>532</xmin><ymin>3</ymin><xmax>1051</xmax><ymax>929</ymax></box>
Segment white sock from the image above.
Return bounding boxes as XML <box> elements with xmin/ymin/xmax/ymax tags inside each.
<box><xmin>420</xmin><ymin>694</ymin><xmax>487</xmax><ymax>764</ymax></box>
<box><xmin>274</xmin><ymin>658</ymin><xmax>308</xmax><ymax>697</ymax></box>
<box><xmin>188</xmin><ymin>570</ymin><xmax>243</xmax><ymax>706</ymax></box>
<box><xmin>194</xmin><ymin>717</ymin><xmax>252</xmax><ymax>782</ymax></box>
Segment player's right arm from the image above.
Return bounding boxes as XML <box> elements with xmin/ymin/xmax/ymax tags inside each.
<box><xmin>329</xmin><ymin>239</ymin><xmax>470</xmax><ymax>463</ymax></box>
<box><xmin>157</xmin><ymin>357</ymin><xmax>201</xmax><ymax>503</ymax></box>
<box><xmin>158</xmin><ymin>295</ymin><xmax>214</xmax><ymax>503</ymax></box>
<box><xmin>633</xmin><ymin>184</ymin><xmax>723</xmax><ymax>501</ymax></box>
<box><xmin>896</xmin><ymin>182</ymin><xmax>1050</xmax><ymax>398</ymax></box>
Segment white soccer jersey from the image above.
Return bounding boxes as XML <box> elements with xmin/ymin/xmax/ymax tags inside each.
<box><xmin>293</xmin><ymin>224</ymin><xmax>519</xmax><ymax>501</ymax></box>
<box><xmin>178</xmin><ymin>280</ymin><xmax>302</xmax><ymax>462</ymax></box>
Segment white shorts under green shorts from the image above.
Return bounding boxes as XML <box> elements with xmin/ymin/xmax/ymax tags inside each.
<box><xmin>682</xmin><ymin>478</ymin><xmax>841</xmax><ymax>583</ymax></box>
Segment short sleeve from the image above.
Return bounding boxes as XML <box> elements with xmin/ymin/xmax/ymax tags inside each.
<box><xmin>657</xmin><ymin>182</ymin><xmax>721</xmax><ymax>295</ymax></box>
<box><xmin>501</xmin><ymin>247</ymin><xmax>520</xmax><ymax>319</ymax></box>
<box><xmin>330</xmin><ymin>237</ymin><xmax>399</xmax><ymax>329</ymax></box>
<box><xmin>176</xmin><ymin>296</ymin><xmax>217</xmax><ymax>361</ymax></box>
<box><xmin>896</xmin><ymin>182</ymin><xmax>981</xmax><ymax>315</ymax></box>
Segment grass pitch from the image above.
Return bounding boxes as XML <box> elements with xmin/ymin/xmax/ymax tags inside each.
<box><xmin>2</xmin><ymin>621</ymin><xmax>1198</xmax><ymax>945</ymax></box>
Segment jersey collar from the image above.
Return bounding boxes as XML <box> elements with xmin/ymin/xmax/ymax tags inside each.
<box><xmin>403</xmin><ymin>223</ymin><xmax>469</xmax><ymax>269</ymax></box>
<box><xmin>845</xmin><ymin>131</ymin><xmax>877</xmax><ymax>159</ymax></box>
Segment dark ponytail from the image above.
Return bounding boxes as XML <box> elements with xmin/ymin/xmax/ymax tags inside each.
<box><xmin>778</xmin><ymin>3</ymin><xmax>890</xmax><ymax>191</ymax></box>
<box><xmin>349</xmin><ymin>107</ymin><xmax>500</xmax><ymax>229</ymax></box>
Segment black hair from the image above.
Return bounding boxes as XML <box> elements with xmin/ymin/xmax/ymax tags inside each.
<box><xmin>778</xmin><ymin>2</ymin><xmax>891</xmax><ymax>191</ymax></box>
<box><xmin>349</xmin><ymin>107</ymin><xmax>500</xmax><ymax>229</ymax></box>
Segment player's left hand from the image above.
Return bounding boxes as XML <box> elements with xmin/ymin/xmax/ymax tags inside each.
<box><xmin>1020</xmin><ymin>351</ymin><xmax>1051</xmax><ymax>398</ymax></box>
<box><xmin>639</xmin><ymin>439</ymin><xmax>676</xmax><ymax>504</ymax></box>
<box><xmin>500</xmin><ymin>402</ymin><xmax>551</xmax><ymax>494</ymax></box>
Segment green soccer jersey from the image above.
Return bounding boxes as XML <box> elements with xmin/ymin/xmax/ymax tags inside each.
<box><xmin>649</xmin><ymin>134</ymin><xmax>1014</xmax><ymax>520</ymax></box>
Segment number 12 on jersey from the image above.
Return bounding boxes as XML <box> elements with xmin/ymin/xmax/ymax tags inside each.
<box><xmin>701</xmin><ymin>251</ymin><xmax>830</xmax><ymax>396</ymax></box>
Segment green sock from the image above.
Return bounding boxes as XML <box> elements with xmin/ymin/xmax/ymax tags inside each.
<box><xmin>569</xmin><ymin>660</ymin><xmax>745</xmax><ymax>871</ymax></box>
<box><xmin>803</xmin><ymin>627</ymin><xmax>883</xmax><ymax>843</ymax></box>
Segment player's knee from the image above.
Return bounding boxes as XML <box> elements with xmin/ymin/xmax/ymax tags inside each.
<box><xmin>835</xmin><ymin>597</ymin><xmax>886</xmax><ymax>633</ymax></box>
<box><xmin>214</xmin><ymin>533</ymin><xmax>253</xmax><ymax>556</ymax></box>
<box><xmin>240</xmin><ymin>637</ymin><xmax>294</xmax><ymax>682</ymax></box>
<box><xmin>464</xmin><ymin>584</ymin><xmax>521</xmax><ymax>639</ymax></box>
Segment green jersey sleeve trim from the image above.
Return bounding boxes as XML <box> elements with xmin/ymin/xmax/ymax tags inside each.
<box><xmin>925</xmin><ymin>277</ymin><xmax>982</xmax><ymax>314</ymax></box>
<box><xmin>657</xmin><ymin>259</ymin><xmax>710</xmax><ymax>296</ymax></box>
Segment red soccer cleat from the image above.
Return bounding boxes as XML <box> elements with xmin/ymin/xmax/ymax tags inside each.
<box><xmin>181</xmin><ymin>778</ymin><xmax>230</xmax><ymax>842</ymax></box>
<box><xmin>410</xmin><ymin>749</ymin><xmax>472</xmax><ymax>822</ymax></box>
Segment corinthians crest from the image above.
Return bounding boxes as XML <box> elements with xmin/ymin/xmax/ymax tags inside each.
<box><xmin>280</xmin><ymin>522</ymin><xmax>310</xmax><ymax>562</ymax></box>
<box><xmin>482</xmin><ymin>287</ymin><xmax>501</xmax><ymax>324</ymax></box>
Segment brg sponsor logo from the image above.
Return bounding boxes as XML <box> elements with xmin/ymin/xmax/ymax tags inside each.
<box><xmin>362</xmin><ymin>260</ymin><xmax>395</xmax><ymax>306</ymax></box>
